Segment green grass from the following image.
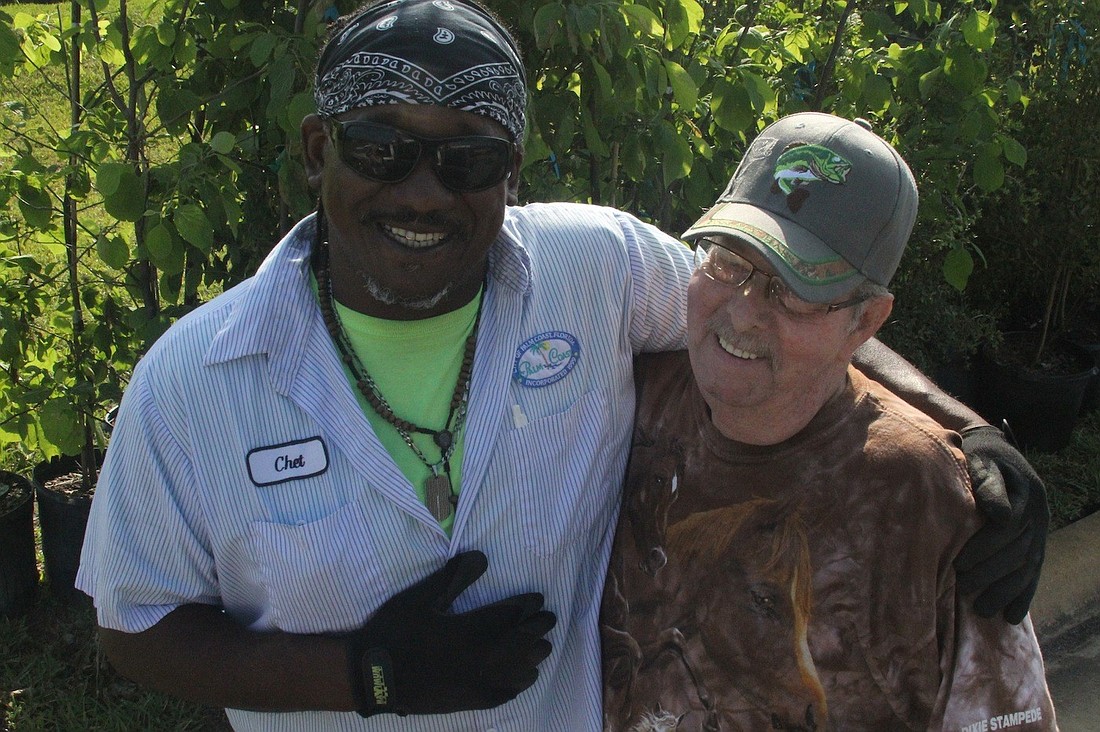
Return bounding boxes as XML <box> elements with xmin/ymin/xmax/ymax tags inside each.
<box><xmin>1</xmin><ymin>598</ymin><xmax>232</xmax><ymax>731</ymax></box>
<box><xmin>1</xmin><ymin>556</ymin><xmax>231</xmax><ymax>731</ymax></box>
<box><xmin>1031</xmin><ymin>409</ymin><xmax>1100</xmax><ymax>531</ymax></box>
<box><xmin>1</xmin><ymin>493</ymin><xmax>230</xmax><ymax>730</ymax></box>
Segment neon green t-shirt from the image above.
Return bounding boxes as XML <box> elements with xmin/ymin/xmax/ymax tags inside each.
<box><xmin>318</xmin><ymin>278</ymin><xmax>481</xmax><ymax>533</ymax></box>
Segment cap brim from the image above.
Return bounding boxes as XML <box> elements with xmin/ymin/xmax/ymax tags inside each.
<box><xmin>683</xmin><ymin>201</ymin><xmax>866</xmax><ymax>304</ymax></box>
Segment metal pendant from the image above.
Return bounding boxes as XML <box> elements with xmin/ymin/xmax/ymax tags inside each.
<box><xmin>425</xmin><ymin>474</ymin><xmax>453</xmax><ymax>522</ymax></box>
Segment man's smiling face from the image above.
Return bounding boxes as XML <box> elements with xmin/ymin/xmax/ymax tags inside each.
<box><xmin>686</xmin><ymin>237</ymin><xmax>880</xmax><ymax>442</ymax></box>
<box><xmin>303</xmin><ymin>103</ymin><xmax>521</xmax><ymax>320</ymax></box>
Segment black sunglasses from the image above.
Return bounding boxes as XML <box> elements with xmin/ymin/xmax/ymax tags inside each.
<box><xmin>326</xmin><ymin>118</ymin><xmax>515</xmax><ymax>192</ymax></box>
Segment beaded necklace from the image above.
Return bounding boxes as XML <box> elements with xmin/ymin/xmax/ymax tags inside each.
<box><xmin>313</xmin><ymin>239</ymin><xmax>483</xmax><ymax>522</ymax></box>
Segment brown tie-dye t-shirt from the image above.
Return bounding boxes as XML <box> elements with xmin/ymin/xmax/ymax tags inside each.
<box><xmin>601</xmin><ymin>351</ymin><xmax>1056</xmax><ymax>732</ymax></box>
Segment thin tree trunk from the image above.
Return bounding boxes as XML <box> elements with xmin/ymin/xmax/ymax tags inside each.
<box><xmin>65</xmin><ymin>1</ymin><xmax>95</xmax><ymax>489</ymax></box>
<box><xmin>812</xmin><ymin>0</ymin><xmax>858</xmax><ymax>111</ymax></box>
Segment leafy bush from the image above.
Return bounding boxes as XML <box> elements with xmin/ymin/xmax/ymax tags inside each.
<box><xmin>967</xmin><ymin>0</ymin><xmax>1100</xmax><ymax>360</ymax></box>
<box><xmin>0</xmin><ymin>0</ymin><xmax>1082</xmax><ymax>454</ymax></box>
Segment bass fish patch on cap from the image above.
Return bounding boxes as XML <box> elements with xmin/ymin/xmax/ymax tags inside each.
<box><xmin>772</xmin><ymin>144</ymin><xmax>852</xmax><ymax>212</ymax></box>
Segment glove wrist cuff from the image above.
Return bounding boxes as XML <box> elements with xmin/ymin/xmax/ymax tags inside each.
<box><xmin>348</xmin><ymin>641</ymin><xmax>405</xmax><ymax>718</ymax></box>
<box><xmin>961</xmin><ymin>424</ymin><xmax>1000</xmax><ymax>438</ymax></box>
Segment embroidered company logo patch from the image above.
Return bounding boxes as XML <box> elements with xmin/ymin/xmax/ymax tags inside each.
<box><xmin>513</xmin><ymin>331</ymin><xmax>580</xmax><ymax>388</ymax></box>
<box><xmin>247</xmin><ymin>437</ymin><xmax>329</xmax><ymax>487</ymax></box>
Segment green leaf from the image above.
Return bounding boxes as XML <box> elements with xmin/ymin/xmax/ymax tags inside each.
<box><xmin>681</xmin><ymin>0</ymin><xmax>705</xmax><ymax>32</ymax></box>
<box><xmin>711</xmin><ymin>77</ymin><xmax>753</xmax><ymax>134</ymax></box>
<box><xmin>95</xmin><ymin>234</ymin><xmax>129</xmax><ymax>270</ymax></box>
<box><xmin>663</xmin><ymin>59</ymin><xmax>698</xmax><ymax>110</ymax></box>
<box><xmin>958</xmin><ymin>111</ymin><xmax>983</xmax><ymax>142</ymax></box>
<box><xmin>173</xmin><ymin>204</ymin><xmax>214</xmax><ymax>252</ymax></box>
<box><xmin>973</xmin><ymin>143</ymin><xmax>1004</xmax><ymax>193</ymax></box>
<box><xmin>591</xmin><ymin>59</ymin><xmax>614</xmax><ymax>110</ymax></box>
<box><xmin>146</xmin><ymin>223</ymin><xmax>185</xmax><ymax>275</ymax></box>
<box><xmin>665</xmin><ymin>0</ymin><xmax>704</xmax><ymax>49</ymax></box>
<box><xmin>99</xmin><ymin>165</ymin><xmax>146</xmax><ymax>223</ymax></box>
<box><xmin>210</xmin><ymin>131</ymin><xmax>236</xmax><ymax>155</ymax></box>
<box><xmin>17</xmin><ymin>183</ymin><xmax>53</xmax><ymax>230</ymax></box>
<box><xmin>533</xmin><ymin>3</ymin><xmax>564</xmax><ymax>50</ymax></box>
<box><xmin>580</xmin><ymin>108</ymin><xmax>610</xmax><ymax>157</ymax></box>
<box><xmin>943</xmin><ymin>48</ymin><xmax>986</xmax><ymax>93</ymax></box>
<box><xmin>40</xmin><ymin>398</ymin><xmax>83</xmax><ymax>457</ymax></box>
<box><xmin>284</xmin><ymin>92</ymin><xmax>317</xmax><ymax>134</ymax></box>
<box><xmin>961</xmin><ymin>11</ymin><xmax>995</xmax><ymax>52</ymax></box>
<box><xmin>862</xmin><ymin>74</ymin><xmax>893</xmax><ymax>112</ymax></box>
<box><xmin>96</xmin><ymin>162</ymin><xmax>127</xmax><ymax>197</ymax></box>
<box><xmin>249</xmin><ymin>33</ymin><xmax>278</xmax><ymax>67</ymax></box>
<box><xmin>1000</xmin><ymin>136</ymin><xmax>1027</xmax><ymax>167</ymax></box>
<box><xmin>156</xmin><ymin>20</ymin><xmax>176</xmax><ymax>47</ymax></box>
<box><xmin>621</xmin><ymin>135</ymin><xmax>647</xmax><ymax>180</ymax></box>
<box><xmin>160</xmin><ymin>269</ymin><xmax>182</xmax><ymax>305</ymax></box>
<box><xmin>620</xmin><ymin>4</ymin><xmax>663</xmax><ymax>39</ymax></box>
<box><xmin>268</xmin><ymin>55</ymin><xmax>295</xmax><ymax>109</ymax></box>
<box><xmin>918</xmin><ymin>67</ymin><xmax>942</xmax><ymax>99</ymax></box>
<box><xmin>654</xmin><ymin>121</ymin><xmax>692</xmax><ymax>186</ymax></box>
<box><xmin>0</xmin><ymin>17</ymin><xmax>20</xmax><ymax>73</ymax></box>
<box><xmin>41</xmin><ymin>32</ymin><xmax>61</xmax><ymax>53</ymax></box>
<box><xmin>99</xmin><ymin>26</ymin><xmax>128</xmax><ymax>66</ymax></box>
<box><xmin>571</xmin><ymin>5</ymin><xmax>600</xmax><ymax>49</ymax></box>
<box><xmin>943</xmin><ymin>245</ymin><xmax>974</xmax><ymax>292</ymax></box>
<box><xmin>740</xmin><ymin>70</ymin><xmax>776</xmax><ymax>115</ymax></box>
<box><xmin>146</xmin><ymin>223</ymin><xmax>171</xmax><ymax>261</ymax></box>
<box><xmin>157</xmin><ymin>87</ymin><xmax>200</xmax><ymax>136</ymax></box>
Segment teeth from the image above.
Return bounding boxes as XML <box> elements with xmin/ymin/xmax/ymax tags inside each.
<box><xmin>383</xmin><ymin>225</ymin><xmax>446</xmax><ymax>248</ymax></box>
<box><xmin>718</xmin><ymin>335</ymin><xmax>760</xmax><ymax>360</ymax></box>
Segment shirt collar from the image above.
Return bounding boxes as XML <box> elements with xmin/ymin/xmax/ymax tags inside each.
<box><xmin>204</xmin><ymin>209</ymin><xmax>533</xmax><ymax>391</ymax></box>
<box><xmin>204</xmin><ymin>215</ymin><xmax>317</xmax><ymax>394</ymax></box>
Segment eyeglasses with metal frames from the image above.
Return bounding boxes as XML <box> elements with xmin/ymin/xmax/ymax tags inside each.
<box><xmin>325</xmin><ymin>118</ymin><xmax>515</xmax><ymax>192</ymax></box>
<box><xmin>693</xmin><ymin>238</ymin><xmax>868</xmax><ymax>316</ymax></box>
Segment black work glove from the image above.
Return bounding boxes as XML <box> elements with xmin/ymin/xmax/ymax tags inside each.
<box><xmin>347</xmin><ymin>550</ymin><xmax>556</xmax><ymax>717</ymax></box>
<box><xmin>955</xmin><ymin>426</ymin><xmax>1050</xmax><ymax>624</ymax></box>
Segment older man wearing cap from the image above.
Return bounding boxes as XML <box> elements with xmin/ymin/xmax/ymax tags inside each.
<box><xmin>77</xmin><ymin>1</ymin><xmax>1047</xmax><ymax>728</ymax></box>
<box><xmin>601</xmin><ymin>113</ymin><xmax>1056</xmax><ymax>731</ymax></box>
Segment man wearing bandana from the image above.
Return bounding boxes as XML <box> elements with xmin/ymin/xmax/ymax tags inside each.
<box><xmin>77</xmin><ymin>1</ymin><xmax>1048</xmax><ymax>730</ymax></box>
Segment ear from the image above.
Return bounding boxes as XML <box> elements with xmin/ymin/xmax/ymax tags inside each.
<box><xmin>506</xmin><ymin>145</ymin><xmax>524</xmax><ymax>206</ymax></box>
<box><xmin>301</xmin><ymin>114</ymin><xmax>328</xmax><ymax>191</ymax></box>
<box><xmin>848</xmin><ymin>294</ymin><xmax>894</xmax><ymax>349</ymax></box>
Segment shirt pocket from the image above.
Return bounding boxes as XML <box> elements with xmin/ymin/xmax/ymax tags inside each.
<box><xmin>248</xmin><ymin>500</ymin><xmax>387</xmax><ymax>634</ymax></box>
<box><xmin>493</xmin><ymin>387</ymin><xmax>622</xmax><ymax>558</ymax></box>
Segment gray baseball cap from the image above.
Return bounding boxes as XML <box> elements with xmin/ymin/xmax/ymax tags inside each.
<box><xmin>682</xmin><ymin>112</ymin><xmax>918</xmax><ymax>304</ymax></box>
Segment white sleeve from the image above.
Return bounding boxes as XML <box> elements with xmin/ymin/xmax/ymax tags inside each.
<box><xmin>76</xmin><ymin>360</ymin><xmax>221</xmax><ymax>633</ymax></box>
<box><xmin>612</xmin><ymin>209</ymin><xmax>693</xmax><ymax>354</ymax></box>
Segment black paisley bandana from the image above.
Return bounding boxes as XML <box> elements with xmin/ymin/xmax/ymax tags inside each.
<box><xmin>314</xmin><ymin>0</ymin><xmax>526</xmax><ymax>141</ymax></box>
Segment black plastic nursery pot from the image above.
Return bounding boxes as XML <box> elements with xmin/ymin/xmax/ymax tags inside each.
<box><xmin>0</xmin><ymin>471</ymin><xmax>39</xmax><ymax>616</ymax></box>
<box><xmin>32</xmin><ymin>453</ymin><xmax>99</xmax><ymax>605</ymax></box>
<box><xmin>1072</xmin><ymin>339</ymin><xmax>1100</xmax><ymax>414</ymax></box>
<box><xmin>978</xmin><ymin>333</ymin><xmax>1099</xmax><ymax>453</ymax></box>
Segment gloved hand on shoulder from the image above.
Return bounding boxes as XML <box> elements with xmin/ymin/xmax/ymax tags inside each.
<box><xmin>956</xmin><ymin>425</ymin><xmax>1050</xmax><ymax>624</ymax></box>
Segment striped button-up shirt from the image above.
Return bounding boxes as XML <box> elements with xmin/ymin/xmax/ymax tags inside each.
<box><xmin>78</xmin><ymin>202</ymin><xmax>692</xmax><ymax>731</ymax></box>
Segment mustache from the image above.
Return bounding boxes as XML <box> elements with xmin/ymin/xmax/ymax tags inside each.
<box><xmin>362</xmin><ymin>209</ymin><xmax>465</xmax><ymax>232</ymax></box>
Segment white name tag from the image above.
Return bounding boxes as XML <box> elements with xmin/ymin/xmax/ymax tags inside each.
<box><xmin>247</xmin><ymin>437</ymin><xmax>328</xmax><ymax>487</ymax></box>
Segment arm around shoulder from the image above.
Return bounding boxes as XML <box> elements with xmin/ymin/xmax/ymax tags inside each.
<box><xmin>852</xmin><ymin>337</ymin><xmax>987</xmax><ymax>432</ymax></box>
